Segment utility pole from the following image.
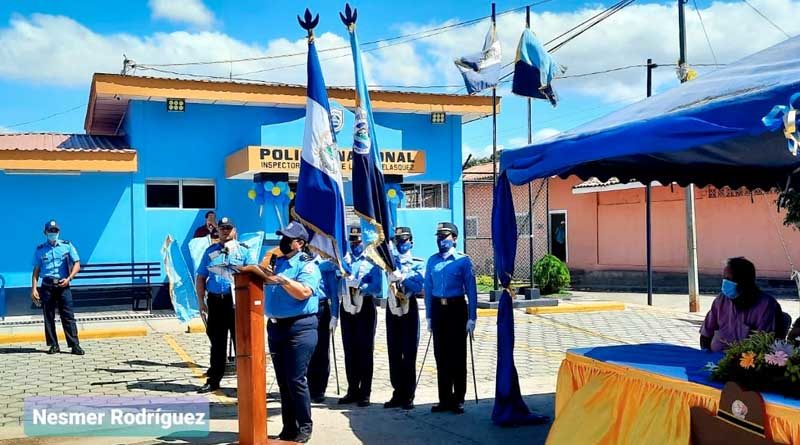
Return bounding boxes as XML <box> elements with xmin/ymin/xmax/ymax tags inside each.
<box><xmin>526</xmin><ymin>6</ymin><xmax>535</xmax><ymax>289</ymax></box>
<box><xmin>645</xmin><ymin>59</ymin><xmax>656</xmax><ymax>306</ymax></box>
<box><xmin>491</xmin><ymin>2</ymin><xmax>499</xmax><ymax>292</ymax></box>
<box><xmin>678</xmin><ymin>0</ymin><xmax>700</xmax><ymax>312</ymax></box>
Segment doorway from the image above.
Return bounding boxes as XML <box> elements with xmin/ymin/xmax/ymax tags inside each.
<box><xmin>549</xmin><ymin>211</ymin><xmax>567</xmax><ymax>263</ymax></box>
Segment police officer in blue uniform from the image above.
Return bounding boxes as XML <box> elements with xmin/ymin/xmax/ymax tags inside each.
<box><xmin>424</xmin><ymin>222</ymin><xmax>478</xmax><ymax>414</ymax></box>
<box><xmin>195</xmin><ymin>216</ymin><xmax>255</xmax><ymax>393</ymax></box>
<box><xmin>31</xmin><ymin>220</ymin><xmax>83</xmax><ymax>355</ymax></box>
<box><xmin>254</xmin><ymin>221</ymin><xmax>320</xmax><ymax>443</ymax></box>
<box><xmin>339</xmin><ymin>225</ymin><xmax>384</xmax><ymax>407</ymax></box>
<box><xmin>307</xmin><ymin>256</ymin><xmax>341</xmax><ymax>403</ymax></box>
<box><xmin>384</xmin><ymin>226</ymin><xmax>425</xmax><ymax>410</ymax></box>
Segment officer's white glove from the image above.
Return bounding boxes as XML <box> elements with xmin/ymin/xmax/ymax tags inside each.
<box><xmin>466</xmin><ymin>319</ymin><xmax>476</xmax><ymax>335</ymax></box>
<box><xmin>389</xmin><ymin>270</ymin><xmax>404</xmax><ymax>283</ymax></box>
<box><xmin>426</xmin><ymin>318</ymin><xmax>432</xmax><ymax>333</ymax></box>
<box><xmin>330</xmin><ymin>316</ymin><xmax>338</xmax><ymax>333</ymax></box>
<box><xmin>346</xmin><ymin>276</ymin><xmax>360</xmax><ymax>288</ymax></box>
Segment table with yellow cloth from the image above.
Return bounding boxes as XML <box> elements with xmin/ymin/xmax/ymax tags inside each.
<box><xmin>546</xmin><ymin>344</ymin><xmax>800</xmax><ymax>445</ymax></box>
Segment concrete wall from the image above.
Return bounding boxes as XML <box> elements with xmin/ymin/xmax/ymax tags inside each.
<box><xmin>549</xmin><ymin>176</ymin><xmax>800</xmax><ymax>278</ymax></box>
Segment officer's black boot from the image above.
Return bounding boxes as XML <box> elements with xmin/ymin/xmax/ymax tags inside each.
<box><xmin>47</xmin><ymin>345</ymin><xmax>60</xmax><ymax>354</ymax></box>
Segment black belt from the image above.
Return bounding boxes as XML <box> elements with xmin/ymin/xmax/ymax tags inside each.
<box><xmin>207</xmin><ymin>292</ymin><xmax>232</xmax><ymax>299</ymax></box>
<box><xmin>268</xmin><ymin>313</ymin><xmax>314</xmax><ymax>326</ymax></box>
<box><xmin>41</xmin><ymin>277</ymin><xmax>66</xmax><ymax>287</ymax></box>
<box><xmin>433</xmin><ymin>296</ymin><xmax>465</xmax><ymax>306</ymax></box>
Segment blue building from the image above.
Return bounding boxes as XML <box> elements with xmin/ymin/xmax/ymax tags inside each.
<box><xmin>0</xmin><ymin>74</ymin><xmax>495</xmax><ymax>308</ymax></box>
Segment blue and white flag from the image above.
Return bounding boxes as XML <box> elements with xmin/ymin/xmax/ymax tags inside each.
<box><xmin>341</xmin><ymin>3</ymin><xmax>395</xmax><ymax>272</ymax></box>
<box><xmin>293</xmin><ymin>9</ymin><xmax>349</xmax><ymax>272</ymax></box>
<box><xmin>454</xmin><ymin>24</ymin><xmax>502</xmax><ymax>95</ymax></box>
<box><xmin>161</xmin><ymin>235</ymin><xmax>199</xmax><ymax>324</ymax></box>
<box><xmin>512</xmin><ymin>28</ymin><xmax>564</xmax><ymax>106</ymax></box>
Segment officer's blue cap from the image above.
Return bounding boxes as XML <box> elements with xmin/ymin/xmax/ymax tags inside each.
<box><xmin>348</xmin><ymin>225</ymin><xmax>362</xmax><ymax>241</ymax></box>
<box><xmin>276</xmin><ymin>221</ymin><xmax>309</xmax><ymax>241</ymax></box>
<box><xmin>394</xmin><ymin>226</ymin><xmax>412</xmax><ymax>240</ymax></box>
<box><xmin>44</xmin><ymin>220</ymin><xmax>60</xmax><ymax>232</ymax></box>
<box><xmin>436</xmin><ymin>222</ymin><xmax>458</xmax><ymax>237</ymax></box>
<box><xmin>217</xmin><ymin>216</ymin><xmax>235</xmax><ymax>228</ymax></box>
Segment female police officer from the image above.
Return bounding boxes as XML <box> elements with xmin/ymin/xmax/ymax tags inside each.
<box><xmin>424</xmin><ymin>222</ymin><xmax>478</xmax><ymax>415</ymax></box>
<box><xmin>244</xmin><ymin>221</ymin><xmax>320</xmax><ymax>443</ymax></box>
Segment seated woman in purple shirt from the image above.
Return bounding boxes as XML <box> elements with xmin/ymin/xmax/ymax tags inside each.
<box><xmin>700</xmin><ymin>257</ymin><xmax>782</xmax><ymax>352</ymax></box>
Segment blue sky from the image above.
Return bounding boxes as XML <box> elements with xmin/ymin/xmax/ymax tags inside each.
<box><xmin>0</xmin><ymin>0</ymin><xmax>797</xmax><ymax>159</ymax></box>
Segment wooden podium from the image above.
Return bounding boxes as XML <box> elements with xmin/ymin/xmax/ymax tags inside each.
<box><xmin>234</xmin><ymin>272</ymin><xmax>267</xmax><ymax>445</ymax></box>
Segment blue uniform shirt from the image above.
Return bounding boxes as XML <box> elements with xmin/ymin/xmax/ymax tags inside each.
<box><xmin>265</xmin><ymin>253</ymin><xmax>321</xmax><ymax>319</ymax></box>
<box><xmin>347</xmin><ymin>253</ymin><xmax>385</xmax><ymax>298</ymax></box>
<box><xmin>316</xmin><ymin>257</ymin><xmax>341</xmax><ymax>319</ymax></box>
<box><xmin>424</xmin><ymin>250</ymin><xmax>478</xmax><ymax>321</ymax></box>
<box><xmin>196</xmin><ymin>242</ymin><xmax>254</xmax><ymax>294</ymax></box>
<box><xmin>33</xmin><ymin>240</ymin><xmax>80</xmax><ymax>280</ymax></box>
<box><xmin>393</xmin><ymin>252</ymin><xmax>425</xmax><ymax>296</ymax></box>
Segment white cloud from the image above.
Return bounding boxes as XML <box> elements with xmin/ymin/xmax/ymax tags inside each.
<box><xmin>149</xmin><ymin>0</ymin><xmax>215</xmax><ymax>28</ymax></box>
<box><xmin>0</xmin><ymin>127</ymin><xmax>15</xmax><ymax>134</ymax></box>
<box><xmin>462</xmin><ymin>142</ymin><xmax>503</xmax><ymax>161</ymax></box>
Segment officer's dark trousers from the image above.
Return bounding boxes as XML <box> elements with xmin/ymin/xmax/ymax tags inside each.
<box><xmin>307</xmin><ymin>299</ymin><xmax>332</xmax><ymax>399</ymax></box>
<box><xmin>40</xmin><ymin>284</ymin><xmax>79</xmax><ymax>348</ymax></box>
<box><xmin>268</xmin><ymin>315</ymin><xmax>318</xmax><ymax>436</ymax></box>
<box><xmin>206</xmin><ymin>292</ymin><xmax>235</xmax><ymax>385</ymax></box>
<box><xmin>431</xmin><ymin>297</ymin><xmax>467</xmax><ymax>406</ymax></box>
<box><xmin>340</xmin><ymin>296</ymin><xmax>376</xmax><ymax>401</ymax></box>
<box><xmin>386</xmin><ymin>297</ymin><xmax>419</xmax><ymax>403</ymax></box>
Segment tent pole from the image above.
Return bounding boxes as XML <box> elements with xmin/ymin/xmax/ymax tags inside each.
<box><xmin>491</xmin><ymin>2</ymin><xmax>499</xmax><ymax>292</ymax></box>
<box><xmin>678</xmin><ymin>0</ymin><xmax>700</xmax><ymax>312</ymax></box>
<box><xmin>646</xmin><ymin>59</ymin><xmax>655</xmax><ymax>306</ymax></box>
<box><xmin>526</xmin><ymin>6</ymin><xmax>535</xmax><ymax>289</ymax></box>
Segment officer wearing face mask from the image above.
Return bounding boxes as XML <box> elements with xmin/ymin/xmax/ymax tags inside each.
<box><xmin>339</xmin><ymin>225</ymin><xmax>384</xmax><ymax>408</ymax></box>
<box><xmin>250</xmin><ymin>221</ymin><xmax>320</xmax><ymax>443</ymax></box>
<box><xmin>195</xmin><ymin>216</ymin><xmax>254</xmax><ymax>393</ymax></box>
<box><xmin>384</xmin><ymin>226</ymin><xmax>425</xmax><ymax>410</ymax></box>
<box><xmin>424</xmin><ymin>222</ymin><xmax>477</xmax><ymax>415</ymax></box>
<box><xmin>31</xmin><ymin>220</ymin><xmax>83</xmax><ymax>355</ymax></box>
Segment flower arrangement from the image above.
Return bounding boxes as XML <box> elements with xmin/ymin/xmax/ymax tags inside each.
<box><xmin>708</xmin><ymin>331</ymin><xmax>800</xmax><ymax>398</ymax></box>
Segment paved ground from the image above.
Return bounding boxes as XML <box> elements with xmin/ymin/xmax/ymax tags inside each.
<box><xmin>0</xmin><ymin>292</ymin><xmax>712</xmax><ymax>444</ymax></box>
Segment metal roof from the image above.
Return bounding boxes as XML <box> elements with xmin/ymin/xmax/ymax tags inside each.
<box><xmin>0</xmin><ymin>133</ymin><xmax>133</xmax><ymax>152</ymax></box>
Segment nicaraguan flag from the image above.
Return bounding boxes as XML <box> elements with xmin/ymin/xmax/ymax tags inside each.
<box><xmin>454</xmin><ymin>24</ymin><xmax>502</xmax><ymax>95</ymax></box>
<box><xmin>341</xmin><ymin>4</ymin><xmax>395</xmax><ymax>272</ymax></box>
<box><xmin>293</xmin><ymin>24</ymin><xmax>349</xmax><ymax>272</ymax></box>
<box><xmin>512</xmin><ymin>28</ymin><xmax>564</xmax><ymax>106</ymax></box>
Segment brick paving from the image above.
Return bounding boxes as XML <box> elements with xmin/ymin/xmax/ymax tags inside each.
<box><xmin>0</xmin><ymin>305</ymin><xmax>705</xmax><ymax>431</ymax></box>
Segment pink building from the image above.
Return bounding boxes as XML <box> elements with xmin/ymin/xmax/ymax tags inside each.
<box><xmin>464</xmin><ymin>163</ymin><xmax>800</xmax><ymax>281</ymax></box>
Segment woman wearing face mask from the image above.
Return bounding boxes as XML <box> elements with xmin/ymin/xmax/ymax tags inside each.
<box><xmin>339</xmin><ymin>225</ymin><xmax>384</xmax><ymax>407</ymax></box>
<box><xmin>246</xmin><ymin>221</ymin><xmax>320</xmax><ymax>443</ymax></box>
<box><xmin>423</xmin><ymin>222</ymin><xmax>478</xmax><ymax>414</ymax></box>
<box><xmin>700</xmin><ymin>257</ymin><xmax>783</xmax><ymax>352</ymax></box>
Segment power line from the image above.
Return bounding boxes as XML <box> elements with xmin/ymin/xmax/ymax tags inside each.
<box><xmin>4</xmin><ymin>104</ymin><xmax>85</xmax><ymax>129</ymax></box>
<box><xmin>135</xmin><ymin>0</ymin><xmax>555</xmax><ymax>69</ymax></box>
<box><xmin>692</xmin><ymin>0</ymin><xmax>718</xmax><ymax>65</ymax></box>
<box><xmin>741</xmin><ymin>0</ymin><xmax>791</xmax><ymax>38</ymax></box>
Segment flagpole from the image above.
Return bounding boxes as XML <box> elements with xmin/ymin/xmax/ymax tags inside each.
<box><xmin>491</xmin><ymin>1</ymin><xmax>499</xmax><ymax>292</ymax></box>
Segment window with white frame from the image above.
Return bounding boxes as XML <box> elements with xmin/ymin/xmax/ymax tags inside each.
<box><xmin>401</xmin><ymin>183</ymin><xmax>450</xmax><ymax>209</ymax></box>
<box><xmin>146</xmin><ymin>180</ymin><xmax>216</xmax><ymax>209</ymax></box>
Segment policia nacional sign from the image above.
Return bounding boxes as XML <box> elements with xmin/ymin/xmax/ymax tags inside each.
<box><xmin>226</xmin><ymin>146</ymin><xmax>425</xmax><ymax>179</ymax></box>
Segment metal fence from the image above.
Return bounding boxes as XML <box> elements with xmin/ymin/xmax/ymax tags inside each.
<box><xmin>463</xmin><ymin>171</ymin><xmax>549</xmax><ymax>286</ymax></box>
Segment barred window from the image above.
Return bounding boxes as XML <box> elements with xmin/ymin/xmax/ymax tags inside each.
<box><xmin>401</xmin><ymin>183</ymin><xmax>450</xmax><ymax>209</ymax></box>
<box><xmin>465</xmin><ymin>217</ymin><xmax>478</xmax><ymax>238</ymax></box>
<box><xmin>146</xmin><ymin>179</ymin><xmax>215</xmax><ymax>209</ymax></box>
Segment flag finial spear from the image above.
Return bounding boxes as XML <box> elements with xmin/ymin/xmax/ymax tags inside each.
<box><xmin>339</xmin><ymin>3</ymin><xmax>357</xmax><ymax>31</ymax></box>
<box><xmin>297</xmin><ymin>8</ymin><xmax>319</xmax><ymax>40</ymax></box>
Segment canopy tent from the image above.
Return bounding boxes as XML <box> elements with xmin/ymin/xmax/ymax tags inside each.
<box><xmin>500</xmin><ymin>35</ymin><xmax>800</xmax><ymax>190</ymax></box>
<box><xmin>490</xmin><ymin>36</ymin><xmax>800</xmax><ymax>426</ymax></box>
